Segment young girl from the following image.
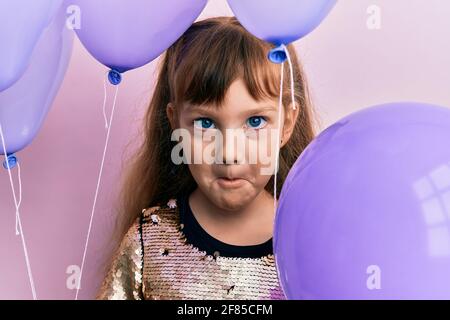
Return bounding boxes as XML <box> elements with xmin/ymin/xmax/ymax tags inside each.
<box><xmin>96</xmin><ymin>16</ymin><xmax>316</xmax><ymax>300</ymax></box>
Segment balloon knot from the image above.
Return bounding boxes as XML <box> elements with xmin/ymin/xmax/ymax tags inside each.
<box><xmin>108</xmin><ymin>69</ymin><xmax>122</xmax><ymax>85</ymax></box>
<box><xmin>268</xmin><ymin>44</ymin><xmax>288</xmax><ymax>64</ymax></box>
<box><xmin>3</xmin><ymin>154</ymin><xmax>17</xmax><ymax>170</ymax></box>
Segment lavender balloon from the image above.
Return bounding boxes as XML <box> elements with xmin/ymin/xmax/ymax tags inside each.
<box><xmin>0</xmin><ymin>5</ymin><xmax>73</xmax><ymax>156</ymax></box>
<box><xmin>72</xmin><ymin>0</ymin><xmax>207</xmax><ymax>83</ymax></box>
<box><xmin>227</xmin><ymin>0</ymin><xmax>337</xmax><ymax>45</ymax></box>
<box><xmin>274</xmin><ymin>102</ymin><xmax>450</xmax><ymax>299</ymax></box>
<box><xmin>0</xmin><ymin>0</ymin><xmax>63</xmax><ymax>91</ymax></box>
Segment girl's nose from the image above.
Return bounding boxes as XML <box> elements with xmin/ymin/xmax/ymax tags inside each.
<box><xmin>221</xmin><ymin>130</ymin><xmax>245</xmax><ymax>165</ymax></box>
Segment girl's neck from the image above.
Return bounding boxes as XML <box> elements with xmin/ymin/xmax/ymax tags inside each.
<box><xmin>188</xmin><ymin>188</ymin><xmax>275</xmax><ymax>246</ymax></box>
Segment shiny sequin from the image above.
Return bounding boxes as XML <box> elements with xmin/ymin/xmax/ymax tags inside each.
<box><xmin>96</xmin><ymin>217</ymin><xmax>143</xmax><ymax>300</ymax></box>
<box><xmin>167</xmin><ymin>198</ymin><xmax>177</xmax><ymax>209</ymax></box>
<box><xmin>96</xmin><ymin>203</ymin><xmax>286</xmax><ymax>300</ymax></box>
<box><xmin>150</xmin><ymin>214</ymin><xmax>160</xmax><ymax>225</ymax></box>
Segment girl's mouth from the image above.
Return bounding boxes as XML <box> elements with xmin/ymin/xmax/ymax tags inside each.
<box><xmin>216</xmin><ymin>177</ymin><xmax>246</xmax><ymax>189</ymax></box>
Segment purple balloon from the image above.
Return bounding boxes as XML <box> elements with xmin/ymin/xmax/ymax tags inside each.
<box><xmin>274</xmin><ymin>102</ymin><xmax>450</xmax><ymax>299</ymax></box>
<box><xmin>227</xmin><ymin>0</ymin><xmax>337</xmax><ymax>45</ymax></box>
<box><xmin>0</xmin><ymin>5</ymin><xmax>73</xmax><ymax>155</ymax></box>
<box><xmin>72</xmin><ymin>0</ymin><xmax>207</xmax><ymax>73</ymax></box>
<box><xmin>0</xmin><ymin>0</ymin><xmax>63</xmax><ymax>92</ymax></box>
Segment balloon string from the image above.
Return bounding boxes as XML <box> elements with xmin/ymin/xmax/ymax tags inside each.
<box><xmin>273</xmin><ymin>62</ymin><xmax>285</xmax><ymax>215</ymax></box>
<box><xmin>281</xmin><ymin>44</ymin><xmax>296</xmax><ymax>110</ymax></box>
<box><xmin>0</xmin><ymin>123</ymin><xmax>37</xmax><ymax>300</ymax></box>
<box><xmin>102</xmin><ymin>71</ymin><xmax>109</xmax><ymax>129</ymax></box>
<box><xmin>75</xmin><ymin>81</ymin><xmax>120</xmax><ymax>300</ymax></box>
<box><xmin>15</xmin><ymin>162</ymin><xmax>23</xmax><ymax>235</ymax></box>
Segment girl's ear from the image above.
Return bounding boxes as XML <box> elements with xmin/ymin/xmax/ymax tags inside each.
<box><xmin>166</xmin><ymin>102</ymin><xmax>178</xmax><ymax>130</ymax></box>
<box><xmin>280</xmin><ymin>103</ymin><xmax>300</xmax><ymax>148</ymax></box>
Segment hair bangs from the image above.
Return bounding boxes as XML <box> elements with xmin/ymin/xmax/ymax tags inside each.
<box><xmin>171</xmin><ymin>18</ymin><xmax>282</xmax><ymax>109</ymax></box>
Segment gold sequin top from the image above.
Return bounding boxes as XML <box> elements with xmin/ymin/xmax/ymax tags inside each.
<box><xmin>96</xmin><ymin>195</ymin><xmax>286</xmax><ymax>300</ymax></box>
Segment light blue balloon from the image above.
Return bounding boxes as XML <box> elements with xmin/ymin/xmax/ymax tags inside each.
<box><xmin>72</xmin><ymin>0</ymin><xmax>207</xmax><ymax>82</ymax></box>
<box><xmin>227</xmin><ymin>0</ymin><xmax>337</xmax><ymax>45</ymax></box>
<box><xmin>0</xmin><ymin>4</ymin><xmax>73</xmax><ymax>156</ymax></box>
<box><xmin>0</xmin><ymin>0</ymin><xmax>63</xmax><ymax>92</ymax></box>
<box><xmin>275</xmin><ymin>102</ymin><xmax>450</xmax><ymax>299</ymax></box>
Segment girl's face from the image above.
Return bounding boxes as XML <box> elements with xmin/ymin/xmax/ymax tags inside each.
<box><xmin>167</xmin><ymin>78</ymin><xmax>297</xmax><ymax>211</ymax></box>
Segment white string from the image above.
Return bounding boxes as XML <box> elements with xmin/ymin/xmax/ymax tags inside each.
<box><xmin>75</xmin><ymin>81</ymin><xmax>120</xmax><ymax>300</ymax></box>
<box><xmin>281</xmin><ymin>44</ymin><xmax>296</xmax><ymax>110</ymax></box>
<box><xmin>273</xmin><ymin>61</ymin><xmax>284</xmax><ymax>214</ymax></box>
<box><xmin>102</xmin><ymin>71</ymin><xmax>109</xmax><ymax>129</ymax></box>
<box><xmin>0</xmin><ymin>123</ymin><xmax>37</xmax><ymax>300</ymax></box>
<box><xmin>15</xmin><ymin>162</ymin><xmax>22</xmax><ymax>235</ymax></box>
<box><xmin>273</xmin><ymin>45</ymin><xmax>296</xmax><ymax>215</ymax></box>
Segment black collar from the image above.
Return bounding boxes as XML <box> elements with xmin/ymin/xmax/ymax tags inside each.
<box><xmin>178</xmin><ymin>192</ymin><xmax>273</xmax><ymax>258</ymax></box>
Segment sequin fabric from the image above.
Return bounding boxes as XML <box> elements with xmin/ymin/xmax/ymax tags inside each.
<box><xmin>96</xmin><ymin>199</ymin><xmax>286</xmax><ymax>300</ymax></box>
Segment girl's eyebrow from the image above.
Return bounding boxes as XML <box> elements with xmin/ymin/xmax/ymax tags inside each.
<box><xmin>188</xmin><ymin>105</ymin><xmax>278</xmax><ymax>117</ymax></box>
<box><xmin>243</xmin><ymin>105</ymin><xmax>278</xmax><ymax>115</ymax></box>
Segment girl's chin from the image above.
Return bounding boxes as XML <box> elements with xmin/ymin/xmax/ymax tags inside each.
<box><xmin>209</xmin><ymin>187</ymin><xmax>255</xmax><ymax>211</ymax></box>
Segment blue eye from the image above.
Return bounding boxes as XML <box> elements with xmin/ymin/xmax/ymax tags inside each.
<box><xmin>246</xmin><ymin>116</ymin><xmax>267</xmax><ymax>129</ymax></box>
<box><xmin>194</xmin><ymin>118</ymin><xmax>216</xmax><ymax>129</ymax></box>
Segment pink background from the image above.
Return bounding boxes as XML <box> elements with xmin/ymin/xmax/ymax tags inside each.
<box><xmin>2</xmin><ymin>0</ymin><xmax>450</xmax><ymax>299</ymax></box>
